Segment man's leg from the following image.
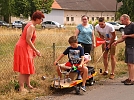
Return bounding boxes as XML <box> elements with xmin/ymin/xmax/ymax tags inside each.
<box><xmin>110</xmin><ymin>55</ymin><xmax>116</xmax><ymax>74</ymax></box>
<box><xmin>109</xmin><ymin>54</ymin><xmax>116</xmax><ymax>79</ymax></box>
<box><xmin>121</xmin><ymin>47</ymin><xmax>131</xmax><ymax>83</ymax></box>
<box><xmin>127</xmin><ymin>63</ymin><xmax>131</xmax><ymax>80</ymax></box>
<box><xmin>108</xmin><ymin>44</ymin><xmax>116</xmax><ymax>79</ymax></box>
<box><xmin>103</xmin><ymin>52</ymin><xmax>108</xmax><ymax>73</ymax></box>
<box><xmin>127</xmin><ymin>63</ymin><xmax>134</xmax><ymax>81</ymax></box>
<box><xmin>124</xmin><ymin>63</ymin><xmax>134</xmax><ymax>85</ymax></box>
<box><xmin>110</xmin><ymin>45</ymin><xmax>116</xmax><ymax>74</ymax></box>
<box><xmin>130</xmin><ymin>64</ymin><xmax>134</xmax><ymax>81</ymax></box>
<box><xmin>124</xmin><ymin>47</ymin><xmax>134</xmax><ymax>84</ymax></box>
<box><xmin>102</xmin><ymin>44</ymin><xmax>109</xmax><ymax>74</ymax></box>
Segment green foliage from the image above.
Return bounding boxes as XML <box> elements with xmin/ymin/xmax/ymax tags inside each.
<box><xmin>88</xmin><ymin>20</ymin><xmax>93</xmax><ymax>24</ymax></box>
<box><xmin>117</xmin><ymin>48</ymin><xmax>125</xmax><ymax>61</ymax></box>
<box><xmin>11</xmin><ymin>80</ymin><xmax>20</xmax><ymax>90</ymax></box>
<box><xmin>0</xmin><ymin>0</ymin><xmax>54</xmax><ymax>20</ymax></box>
<box><xmin>0</xmin><ymin>79</ymin><xmax>39</xmax><ymax>94</ymax></box>
<box><xmin>117</xmin><ymin>0</ymin><xmax>134</xmax><ymax>21</ymax></box>
<box><xmin>115</xmin><ymin>12</ymin><xmax>122</xmax><ymax>21</ymax></box>
<box><xmin>30</xmin><ymin>80</ymin><xmax>39</xmax><ymax>88</ymax></box>
<box><xmin>11</xmin><ymin>0</ymin><xmax>54</xmax><ymax>18</ymax></box>
<box><xmin>0</xmin><ymin>80</ymin><xmax>19</xmax><ymax>94</ymax></box>
<box><xmin>0</xmin><ymin>0</ymin><xmax>13</xmax><ymax>22</ymax></box>
<box><xmin>93</xmin><ymin>21</ymin><xmax>98</xmax><ymax>26</ymax></box>
<box><xmin>88</xmin><ymin>20</ymin><xmax>99</xmax><ymax>28</ymax></box>
<box><xmin>11</xmin><ymin>0</ymin><xmax>31</xmax><ymax>18</ymax></box>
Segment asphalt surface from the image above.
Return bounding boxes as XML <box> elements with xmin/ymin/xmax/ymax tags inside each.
<box><xmin>36</xmin><ymin>75</ymin><xmax>134</xmax><ymax>100</ymax></box>
<box><xmin>64</xmin><ymin>76</ymin><xmax>134</xmax><ymax>100</ymax></box>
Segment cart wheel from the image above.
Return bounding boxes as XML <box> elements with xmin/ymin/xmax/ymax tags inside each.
<box><xmin>74</xmin><ymin>86</ymin><xmax>80</xmax><ymax>95</ymax></box>
<box><xmin>49</xmin><ymin>85</ymin><xmax>53</xmax><ymax>90</ymax></box>
<box><xmin>88</xmin><ymin>77</ymin><xmax>94</xmax><ymax>86</ymax></box>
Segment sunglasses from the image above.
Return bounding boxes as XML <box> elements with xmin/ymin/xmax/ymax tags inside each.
<box><xmin>99</xmin><ymin>24</ymin><xmax>104</xmax><ymax>26</ymax></box>
<box><xmin>82</xmin><ymin>19</ymin><xmax>88</xmax><ymax>20</ymax></box>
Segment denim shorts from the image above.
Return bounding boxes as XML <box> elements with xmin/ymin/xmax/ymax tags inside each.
<box><xmin>125</xmin><ymin>46</ymin><xmax>134</xmax><ymax>64</ymax></box>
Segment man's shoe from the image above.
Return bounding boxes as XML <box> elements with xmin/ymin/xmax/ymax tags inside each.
<box><xmin>102</xmin><ymin>72</ymin><xmax>108</xmax><ymax>75</ymax></box>
<box><xmin>124</xmin><ymin>80</ymin><xmax>134</xmax><ymax>85</ymax></box>
<box><xmin>109</xmin><ymin>74</ymin><xmax>114</xmax><ymax>79</ymax></box>
<box><xmin>121</xmin><ymin>78</ymin><xmax>130</xmax><ymax>83</ymax></box>
<box><xmin>81</xmin><ymin>86</ymin><xmax>86</xmax><ymax>92</ymax></box>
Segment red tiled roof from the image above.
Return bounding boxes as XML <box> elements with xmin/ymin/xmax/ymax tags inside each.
<box><xmin>52</xmin><ymin>0</ymin><xmax>122</xmax><ymax>11</ymax></box>
<box><xmin>51</xmin><ymin>0</ymin><xmax>62</xmax><ymax>9</ymax></box>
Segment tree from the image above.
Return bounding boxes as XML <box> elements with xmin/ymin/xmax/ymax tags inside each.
<box><xmin>0</xmin><ymin>0</ymin><xmax>54</xmax><ymax>22</ymax></box>
<box><xmin>0</xmin><ymin>0</ymin><xmax>13</xmax><ymax>22</ymax></box>
<box><xmin>117</xmin><ymin>0</ymin><xmax>134</xmax><ymax>21</ymax></box>
<box><xmin>11</xmin><ymin>0</ymin><xmax>54</xmax><ymax>18</ymax></box>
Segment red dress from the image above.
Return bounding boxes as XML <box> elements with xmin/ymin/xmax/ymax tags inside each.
<box><xmin>13</xmin><ymin>22</ymin><xmax>36</xmax><ymax>74</ymax></box>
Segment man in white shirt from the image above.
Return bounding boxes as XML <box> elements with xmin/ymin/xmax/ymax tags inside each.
<box><xmin>95</xmin><ymin>17</ymin><xmax>117</xmax><ymax>79</ymax></box>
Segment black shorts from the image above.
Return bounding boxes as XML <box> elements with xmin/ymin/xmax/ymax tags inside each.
<box><xmin>79</xmin><ymin>42</ymin><xmax>92</xmax><ymax>54</ymax></box>
<box><xmin>125</xmin><ymin>46</ymin><xmax>134</xmax><ymax>64</ymax></box>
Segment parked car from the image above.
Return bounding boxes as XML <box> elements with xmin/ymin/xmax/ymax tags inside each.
<box><xmin>107</xmin><ymin>22</ymin><xmax>125</xmax><ymax>32</ymax></box>
<box><xmin>0</xmin><ymin>21</ymin><xmax>10</xmax><ymax>27</ymax></box>
<box><xmin>41</xmin><ymin>21</ymin><xmax>65</xmax><ymax>29</ymax></box>
<box><xmin>12</xmin><ymin>21</ymin><xmax>24</xmax><ymax>28</ymax></box>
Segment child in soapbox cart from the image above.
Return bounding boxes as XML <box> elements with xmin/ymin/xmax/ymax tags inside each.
<box><xmin>54</xmin><ymin>36</ymin><xmax>95</xmax><ymax>92</ymax></box>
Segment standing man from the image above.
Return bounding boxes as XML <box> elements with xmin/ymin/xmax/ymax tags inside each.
<box><xmin>113</xmin><ymin>14</ymin><xmax>134</xmax><ymax>85</ymax></box>
<box><xmin>95</xmin><ymin>17</ymin><xmax>117</xmax><ymax>79</ymax></box>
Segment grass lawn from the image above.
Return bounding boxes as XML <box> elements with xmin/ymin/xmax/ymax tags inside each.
<box><xmin>0</xmin><ymin>27</ymin><xmax>127</xmax><ymax>100</ymax></box>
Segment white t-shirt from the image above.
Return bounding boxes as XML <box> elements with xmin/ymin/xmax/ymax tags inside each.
<box><xmin>95</xmin><ymin>23</ymin><xmax>117</xmax><ymax>43</ymax></box>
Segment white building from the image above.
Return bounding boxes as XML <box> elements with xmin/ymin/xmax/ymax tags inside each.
<box><xmin>46</xmin><ymin>0</ymin><xmax>122</xmax><ymax>25</ymax></box>
<box><xmin>10</xmin><ymin>0</ymin><xmax>122</xmax><ymax>25</ymax></box>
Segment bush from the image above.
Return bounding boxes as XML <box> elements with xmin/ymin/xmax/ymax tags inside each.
<box><xmin>93</xmin><ymin>21</ymin><xmax>98</xmax><ymax>26</ymax></box>
<box><xmin>89</xmin><ymin>20</ymin><xmax>93</xmax><ymax>24</ymax></box>
<box><xmin>117</xmin><ymin>48</ymin><xmax>125</xmax><ymax>61</ymax></box>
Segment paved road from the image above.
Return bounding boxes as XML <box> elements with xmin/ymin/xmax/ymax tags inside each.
<box><xmin>64</xmin><ymin>77</ymin><xmax>134</xmax><ymax>100</ymax></box>
<box><xmin>37</xmin><ymin>76</ymin><xmax>134</xmax><ymax>100</ymax></box>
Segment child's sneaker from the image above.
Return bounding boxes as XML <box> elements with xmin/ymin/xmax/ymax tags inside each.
<box><xmin>77</xmin><ymin>74</ymin><xmax>82</xmax><ymax>80</ymax></box>
<box><xmin>81</xmin><ymin>86</ymin><xmax>86</xmax><ymax>92</ymax></box>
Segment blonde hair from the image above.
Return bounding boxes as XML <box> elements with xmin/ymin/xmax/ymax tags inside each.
<box><xmin>121</xmin><ymin>14</ymin><xmax>130</xmax><ymax>20</ymax></box>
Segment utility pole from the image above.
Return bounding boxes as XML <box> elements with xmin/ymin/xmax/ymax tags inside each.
<box><xmin>114</xmin><ymin>1</ymin><xmax>118</xmax><ymax>21</ymax></box>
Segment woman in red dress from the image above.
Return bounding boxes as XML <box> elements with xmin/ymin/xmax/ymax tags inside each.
<box><xmin>13</xmin><ymin>10</ymin><xmax>45</xmax><ymax>92</ymax></box>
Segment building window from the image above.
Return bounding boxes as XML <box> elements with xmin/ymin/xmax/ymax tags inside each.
<box><xmin>71</xmin><ymin>17</ymin><xmax>74</xmax><ymax>21</ymax></box>
<box><xmin>111</xmin><ymin>17</ymin><xmax>114</xmax><ymax>21</ymax></box>
<box><xmin>66</xmin><ymin>17</ymin><xmax>69</xmax><ymax>21</ymax></box>
<box><xmin>107</xmin><ymin>17</ymin><xmax>109</xmax><ymax>21</ymax></box>
<box><xmin>96</xmin><ymin>17</ymin><xmax>99</xmax><ymax>20</ymax></box>
<box><xmin>92</xmin><ymin>17</ymin><xmax>94</xmax><ymax>21</ymax></box>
